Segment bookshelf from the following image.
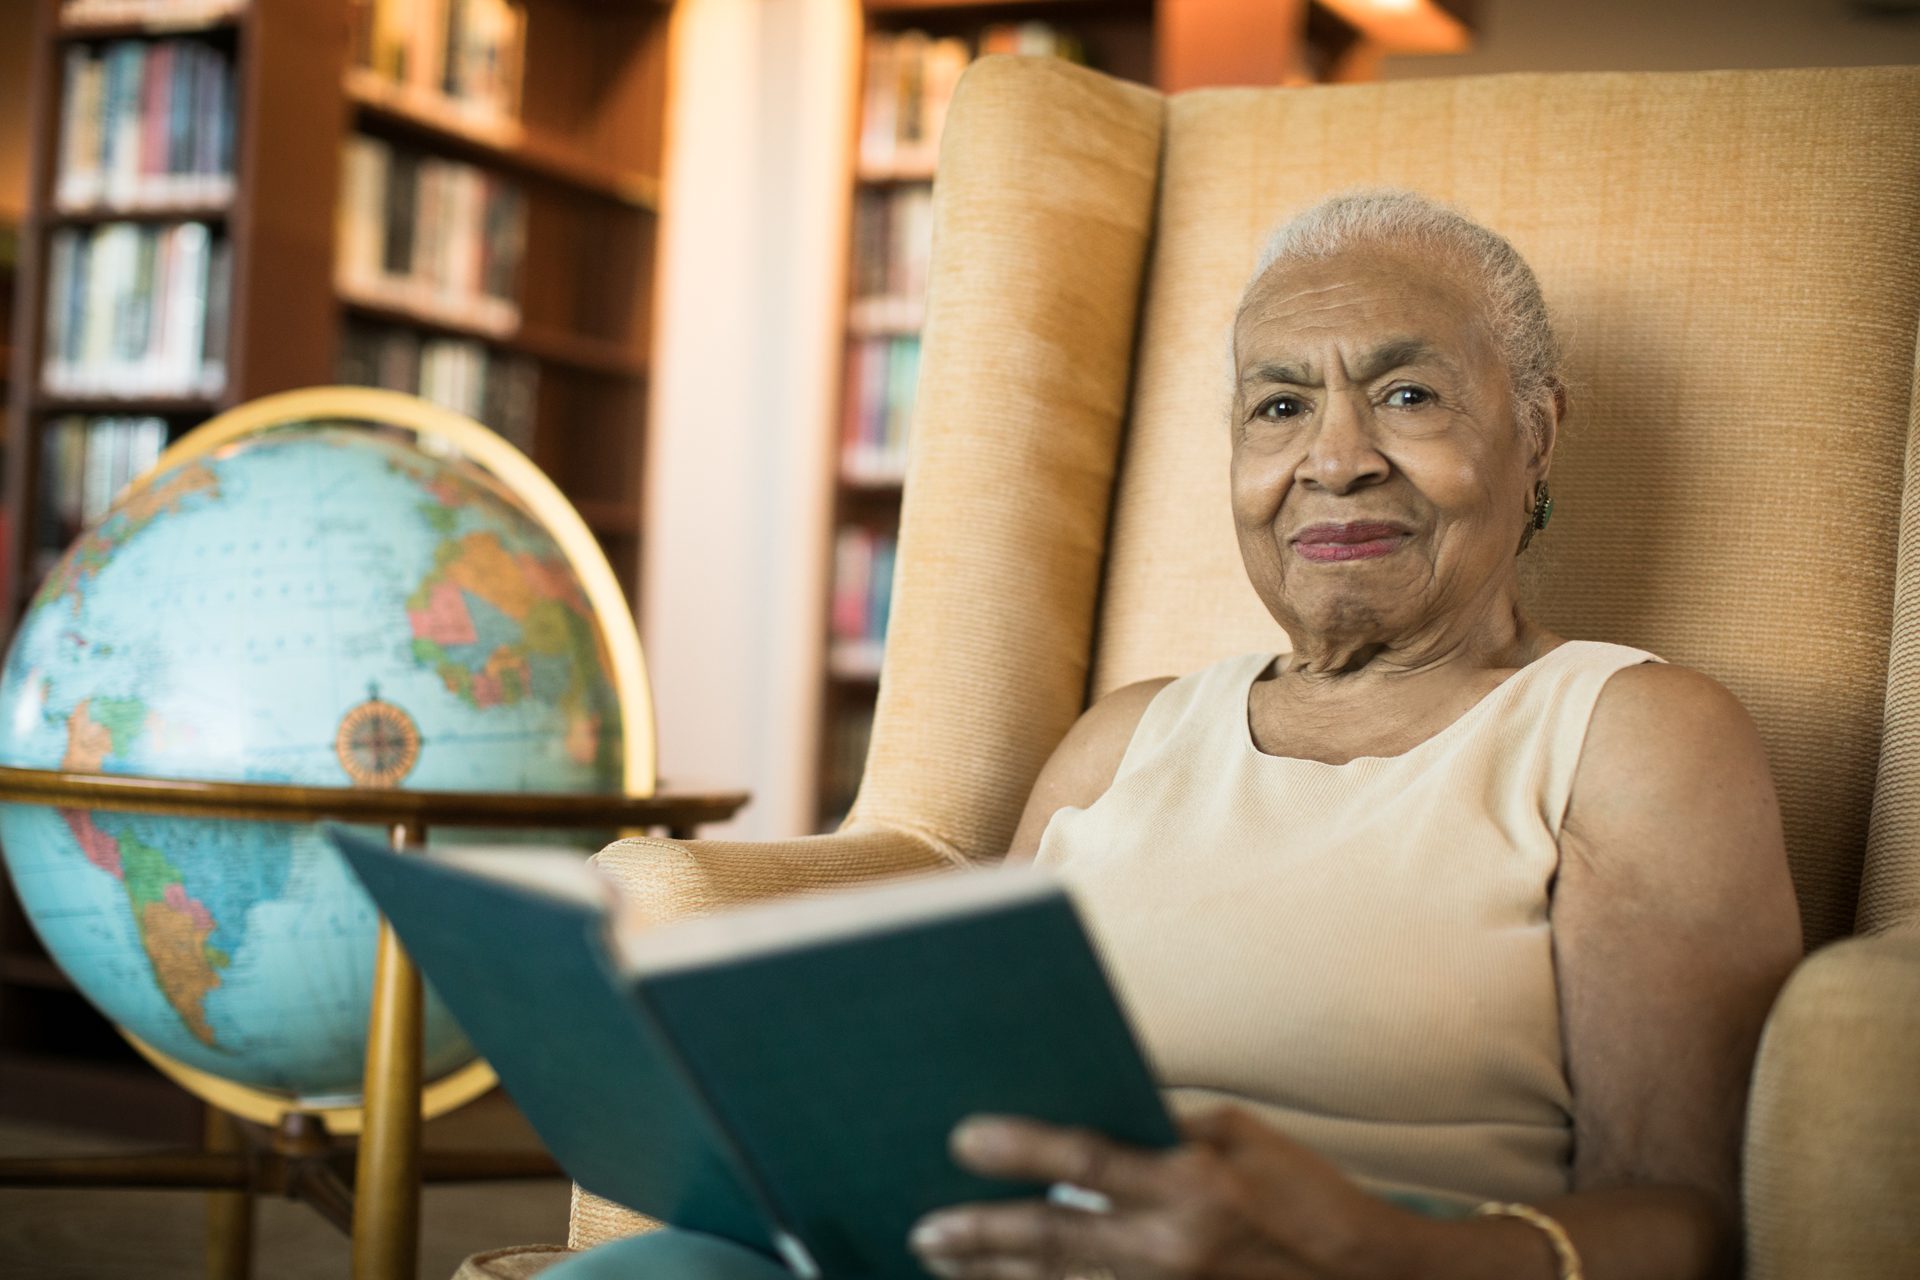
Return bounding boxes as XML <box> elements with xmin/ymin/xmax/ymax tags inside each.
<box><xmin>0</xmin><ymin>0</ymin><xmax>669</xmax><ymax>1093</ymax></box>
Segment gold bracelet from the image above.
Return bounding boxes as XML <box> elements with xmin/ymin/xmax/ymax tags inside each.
<box><xmin>1473</xmin><ymin>1202</ymin><xmax>1583</xmax><ymax>1280</ymax></box>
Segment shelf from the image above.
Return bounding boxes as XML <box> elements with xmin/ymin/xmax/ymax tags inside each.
<box><xmin>840</xmin><ymin>468</ymin><xmax>907</xmax><ymax>492</ymax></box>
<box><xmin>48</xmin><ymin>199</ymin><xmax>231</xmax><ymax>226</ymax></box>
<box><xmin>514</xmin><ymin>326</ymin><xmax>649</xmax><ymax>380</ymax></box>
<box><xmin>341</xmin><ymin>293</ymin><xmax>648</xmax><ymax>379</ymax></box>
<box><xmin>31</xmin><ymin>392</ymin><xmax>221</xmax><ymax>416</ymax></box>
<box><xmin>848</xmin><ymin>296</ymin><xmax>926</xmax><ymax>336</ymax></box>
<box><xmin>347</xmin><ymin>68</ymin><xmax>663</xmax><ymax>213</ymax></box>
<box><xmin>828</xmin><ymin>640</ymin><xmax>886</xmax><ymax>682</ymax></box>
<box><xmin>57</xmin><ymin>0</ymin><xmax>245</xmax><ymax>39</ymax></box>
<box><xmin>855</xmin><ymin>167</ymin><xmax>938</xmax><ymax>186</ymax></box>
<box><xmin>573</xmin><ymin>499</ymin><xmax>641</xmax><ymax>536</ymax></box>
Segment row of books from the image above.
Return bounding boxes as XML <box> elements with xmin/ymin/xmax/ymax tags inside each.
<box><xmin>339</xmin><ymin>322</ymin><xmax>538</xmax><ymax>452</ymax></box>
<box><xmin>829</xmin><ymin>526</ymin><xmax>898</xmax><ymax>679</ymax></box>
<box><xmin>856</xmin><ymin>24</ymin><xmax>1084</xmax><ymax>178</ymax></box>
<box><xmin>353</xmin><ymin>0</ymin><xmax>527</xmax><ymax>125</ymax></box>
<box><xmin>337</xmin><ymin>134</ymin><xmax>528</xmax><ymax>334</ymax></box>
<box><xmin>56</xmin><ymin>38</ymin><xmax>236</xmax><ymax>213</ymax></box>
<box><xmin>42</xmin><ymin>221</ymin><xmax>230</xmax><ymax>399</ymax></box>
<box><xmin>39</xmin><ymin>415</ymin><xmax>170</xmax><ymax>553</ymax></box>
<box><xmin>849</xmin><ymin>185</ymin><xmax>934</xmax><ymax>325</ymax></box>
<box><xmin>841</xmin><ymin>336</ymin><xmax>918</xmax><ymax>484</ymax></box>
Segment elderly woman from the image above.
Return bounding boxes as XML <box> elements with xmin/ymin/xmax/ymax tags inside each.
<box><xmin>544</xmin><ymin>191</ymin><xmax>1801</xmax><ymax>1280</ymax></box>
<box><xmin>901</xmin><ymin>190</ymin><xmax>1802</xmax><ymax>1280</ymax></box>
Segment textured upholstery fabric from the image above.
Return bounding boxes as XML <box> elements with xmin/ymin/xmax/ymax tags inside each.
<box><xmin>529</xmin><ymin>60</ymin><xmax>1920</xmax><ymax>1268</ymax></box>
<box><xmin>850</xmin><ymin>58</ymin><xmax>1165</xmax><ymax>867</ymax></box>
<box><xmin>1745</xmin><ymin>929</ymin><xmax>1920</xmax><ymax>1277</ymax></box>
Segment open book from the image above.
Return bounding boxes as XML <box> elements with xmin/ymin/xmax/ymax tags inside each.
<box><xmin>329</xmin><ymin>829</ymin><xmax>1175</xmax><ymax>1280</ymax></box>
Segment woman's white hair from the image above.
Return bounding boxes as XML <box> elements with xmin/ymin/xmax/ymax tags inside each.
<box><xmin>1235</xmin><ymin>188</ymin><xmax>1563</xmax><ymax>439</ymax></box>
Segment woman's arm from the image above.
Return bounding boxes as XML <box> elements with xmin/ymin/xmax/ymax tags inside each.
<box><xmin>1528</xmin><ymin>661</ymin><xmax>1802</xmax><ymax>1276</ymax></box>
<box><xmin>912</xmin><ymin>664</ymin><xmax>1803</xmax><ymax>1280</ymax></box>
<box><xmin>1003</xmin><ymin>677</ymin><xmax>1172</xmax><ymax>865</ymax></box>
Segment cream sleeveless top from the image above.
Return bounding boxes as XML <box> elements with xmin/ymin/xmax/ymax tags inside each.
<box><xmin>1033</xmin><ymin>640</ymin><xmax>1659</xmax><ymax>1210</ymax></box>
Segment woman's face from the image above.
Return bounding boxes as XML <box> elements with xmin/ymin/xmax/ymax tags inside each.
<box><xmin>1229</xmin><ymin>244</ymin><xmax>1545</xmax><ymax>652</ymax></box>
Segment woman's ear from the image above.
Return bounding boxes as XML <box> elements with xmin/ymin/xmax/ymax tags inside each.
<box><xmin>1530</xmin><ymin>378</ymin><xmax>1566</xmax><ymax>480</ymax></box>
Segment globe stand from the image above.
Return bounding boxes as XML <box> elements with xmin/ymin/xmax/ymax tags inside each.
<box><xmin>0</xmin><ymin>765</ymin><xmax>748</xmax><ymax>1280</ymax></box>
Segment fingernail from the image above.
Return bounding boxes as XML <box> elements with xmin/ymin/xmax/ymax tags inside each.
<box><xmin>910</xmin><ymin>1217</ymin><xmax>952</xmax><ymax>1251</ymax></box>
<box><xmin>952</xmin><ymin>1118</ymin><xmax>1003</xmax><ymax>1160</ymax></box>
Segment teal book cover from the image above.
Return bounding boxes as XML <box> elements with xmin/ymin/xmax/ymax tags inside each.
<box><xmin>332</xmin><ymin>830</ymin><xmax>1176</xmax><ymax>1280</ymax></box>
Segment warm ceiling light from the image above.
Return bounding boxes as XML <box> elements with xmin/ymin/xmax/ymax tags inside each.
<box><xmin>1317</xmin><ymin>0</ymin><xmax>1474</xmax><ymax>54</ymax></box>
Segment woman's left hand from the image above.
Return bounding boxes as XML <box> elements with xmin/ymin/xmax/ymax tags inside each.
<box><xmin>908</xmin><ymin>1106</ymin><xmax>1433</xmax><ymax>1280</ymax></box>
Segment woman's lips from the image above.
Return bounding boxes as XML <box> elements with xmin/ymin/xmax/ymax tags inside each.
<box><xmin>1291</xmin><ymin>522</ymin><xmax>1411</xmax><ymax>563</ymax></box>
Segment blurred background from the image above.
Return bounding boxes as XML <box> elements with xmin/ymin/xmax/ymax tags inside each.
<box><xmin>0</xmin><ymin>1</ymin><xmax>1916</xmax><ymax>1275</ymax></box>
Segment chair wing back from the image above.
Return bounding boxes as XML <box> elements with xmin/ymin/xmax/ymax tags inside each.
<box><xmin>860</xmin><ymin>59</ymin><xmax>1920</xmax><ymax>948</ymax></box>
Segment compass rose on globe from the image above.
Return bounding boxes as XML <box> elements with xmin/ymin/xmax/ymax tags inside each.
<box><xmin>335</xmin><ymin>687</ymin><xmax>422</xmax><ymax>788</ymax></box>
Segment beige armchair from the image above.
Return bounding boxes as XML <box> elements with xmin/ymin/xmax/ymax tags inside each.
<box><xmin>466</xmin><ymin>58</ymin><xmax>1920</xmax><ymax>1279</ymax></box>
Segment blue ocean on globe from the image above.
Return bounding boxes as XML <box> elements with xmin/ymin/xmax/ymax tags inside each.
<box><xmin>0</xmin><ymin>423</ymin><xmax>625</xmax><ymax>1102</ymax></box>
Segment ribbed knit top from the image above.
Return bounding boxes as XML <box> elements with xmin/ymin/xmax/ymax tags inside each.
<box><xmin>1033</xmin><ymin>640</ymin><xmax>1659</xmax><ymax>1210</ymax></box>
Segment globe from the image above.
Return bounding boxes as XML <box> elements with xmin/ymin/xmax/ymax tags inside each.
<box><xmin>0</xmin><ymin>407</ymin><xmax>637</xmax><ymax>1112</ymax></box>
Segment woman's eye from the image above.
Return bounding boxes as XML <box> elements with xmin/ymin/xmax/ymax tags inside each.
<box><xmin>1255</xmin><ymin>395</ymin><xmax>1304</xmax><ymax>421</ymax></box>
<box><xmin>1384</xmin><ymin>386</ymin><xmax>1432</xmax><ymax>408</ymax></box>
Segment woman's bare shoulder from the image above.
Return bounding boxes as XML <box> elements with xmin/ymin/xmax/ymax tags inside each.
<box><xmin>1564</xmin><ymin>659</ymin><xmax>1782</xmax><ymax>878</ymax></box>
<box><xmin>1003</xmin><ymin>678</ymin><xmax>1175</xmax><ymax>864</ymax></box>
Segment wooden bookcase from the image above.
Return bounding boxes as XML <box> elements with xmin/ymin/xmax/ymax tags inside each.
<box><xmin>0</xmin><ymin>0</ymin><xmax>668</xmax><ymax>1094</ymax></box>
<box><xmin>815</xmin><ymin>1</ymin><xmax>1158</xmax><ymax>829</ymax></box>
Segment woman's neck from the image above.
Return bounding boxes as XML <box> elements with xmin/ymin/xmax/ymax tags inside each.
<box><xmin>1279</xmin><ymin>591</ymin><xmax>1543</xmax><ymax>686</ymax></box>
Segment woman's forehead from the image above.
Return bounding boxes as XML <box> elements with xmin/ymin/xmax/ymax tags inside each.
<box><xmin>1234</xmin><ymin>248</ymin><xmax>1498</xmax><ymax>371</ymax></box>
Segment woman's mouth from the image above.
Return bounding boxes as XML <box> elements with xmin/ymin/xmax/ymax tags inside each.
<box><xmin>1291</xmin><ymin>522</ymin><xmax>1411</xmax><ymax>562</ymax></box>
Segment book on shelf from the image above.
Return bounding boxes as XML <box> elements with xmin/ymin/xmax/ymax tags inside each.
<box><xmin>56</xmin><ymin>37</ymin><xmax>235</xmax><ymax>213</ymax></box>
<box><xmin>337</xmin><ymin>133</ymin><xmax>527</xmax><ymax>335</ymax></box>
<box><xmin>858</xmin><ymin>32</ymin><xmax>967</xmax><ymax>179</ymax></box>
<box><xmin>353</xmin><ymin>0</ymin><xmax>527</xmax><ymax>126</ymax></box>
<box><xmin>829</xmin><ymin>526</ymin><xmax>896</xmax><ymax>675</ymax></box>
<box><xmin>840</xmin><ymin>335</ymin><xmax>917</xmax><ymax>484</ymax></box>
<box><xmin>41</xmin><ymin>220</ymin><xmax>229</xmax><ymax>398</ymax></box>
<box><xmin>977</xmin><ymin>23</ymin><xmax>1085</xmax><ymax>61</ymax></box>
<box><xmin>331</xmin><ymin>829</ymin><xmax>1175</xmax><ymax>1280</ymax></box>
<box><xmin>856</xmin><ymin>24</ymin><xmax>1080</xmax><ymax>181</ymax></box>
<box><xmin>37</xmin><ymin>414</ymin><xmax>170</xmax><ymax>563</ymax></box>
<box><xmin>849</xmin><ymin>184</ymin><xmax>934</xmax><ymax>323</ymax></box>
<box><xmin>339</xmin><ymin>320</ymin><xmax>538</xmax><ymax>452</ymax></box>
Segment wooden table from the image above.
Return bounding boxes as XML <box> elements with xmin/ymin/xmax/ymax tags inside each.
<box><xmin>0</xmin><ymin>765</ymin><xmax>748</xmax><ymax>1280</ymax></box>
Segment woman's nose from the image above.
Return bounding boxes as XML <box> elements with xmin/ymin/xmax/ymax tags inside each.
<box><xmin>1297</xmin><ymin>394</ymin><xmax>1389</xmax><ymax>494</ymax></box>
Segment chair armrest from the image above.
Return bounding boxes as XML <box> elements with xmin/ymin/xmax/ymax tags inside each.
<box><xmin>589</xmin><ymin>823</ymin><xmax>964</xmax><ymax>927</ymax></box>
<box><xmin>1744</xmin><ymin>927</ymin><xmax>1920</xmax><ymax>1278</ymax></box>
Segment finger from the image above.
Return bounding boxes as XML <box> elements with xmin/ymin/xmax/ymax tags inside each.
<box><xmin>911</xmin><ymin>1200</ymin><xmax>1125</xmax><ymax>1277</ymax></box>
<box><xmin>1175</xmin><ymin>1104</ymin><xmax>1269</xmax><ymax>1151</ymax></box>
<box><xmin>950</xmin><ymin>1116</ymin><xmax>1168</xmax><ymax>1203</ymax></box>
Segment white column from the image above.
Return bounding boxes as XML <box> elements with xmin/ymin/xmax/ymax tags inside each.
<box><xmin>641</xmin><ymin>0</ymin><xmax>859</xmax><ymax>838</ymax></box>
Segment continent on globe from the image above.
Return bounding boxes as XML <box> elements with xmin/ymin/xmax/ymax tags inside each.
<box><xmin>36</xmin><ymin>462</ymin><xmax>222</xmax><ymax>613</ymax></box>
<box><xmin>407</xmin><ymin>530</ymin><xmax>609</xmax><ymax>766</ymax></box>
<box><xmin>57</xmin><ymin>698</ymin><xmax>228</xmax><ymax>1048</ymax></box>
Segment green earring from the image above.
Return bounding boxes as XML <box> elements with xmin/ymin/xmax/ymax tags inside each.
<box><xmin>1517</xmin><ymin>481</ymin><xmax>1553</xmax><ymax>554</ymax></box>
